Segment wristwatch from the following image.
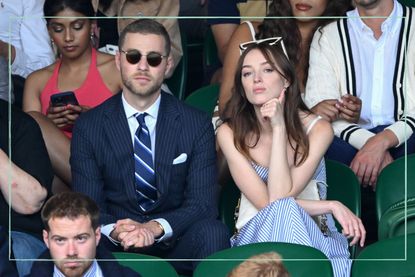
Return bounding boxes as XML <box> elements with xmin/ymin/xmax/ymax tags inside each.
<box><xmin>153</xmin><ymin>220</ymin><xmax>165</xmax><ymax>238</ymax></box>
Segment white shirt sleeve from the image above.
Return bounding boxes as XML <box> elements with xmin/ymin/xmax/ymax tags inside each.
<box><xmin>3</xmin><ymin>0</ymin><xmax>54</xmax><ymax>78</ymax></box>
<box><xmin>100</xmin><ymin>223</ymin><xmax>120</xmax><ymax>245</ymax></box>
<box><xmin>152</xmin><ymin>218</ymin><xmax>173</xmax><ymax>242</ymax></box>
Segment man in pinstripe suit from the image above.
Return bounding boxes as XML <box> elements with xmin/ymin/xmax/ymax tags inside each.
<box><xmin>70</xmin><ymin>19</ymin><xmax>229</xmax><ymax>275</ymax></box>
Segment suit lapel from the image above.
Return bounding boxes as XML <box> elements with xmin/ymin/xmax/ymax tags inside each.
<box><xmin>154</xmin><ymin>93</ymin><xmax>181</xmax><ymax>197</ymax></box>
<box><xmin>102</xmin><ymin>94</ymin><xmax>137</xmax><ymax>205</ymax></box>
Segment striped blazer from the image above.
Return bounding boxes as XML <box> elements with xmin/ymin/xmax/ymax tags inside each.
<box><xmin>70</xmin><ymin>92</ymin><xmax>218</xmax><ymax>242</ymax></box>
<box><xmin>305</xmin><ymin>4</ymin><xmax>415</xmax><ymax>150</ymax></box>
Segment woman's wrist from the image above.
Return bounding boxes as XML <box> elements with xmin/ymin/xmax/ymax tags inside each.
<box><xmin>328</xmin><ymin>200</ymin><xmax>339</xmax><ymax>214</ymax></box>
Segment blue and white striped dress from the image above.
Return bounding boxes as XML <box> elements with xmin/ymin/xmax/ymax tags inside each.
<box><xmin>231</xmin><ymin>159</ymin><xmax>352</xmax><ymax>277</ymax></box>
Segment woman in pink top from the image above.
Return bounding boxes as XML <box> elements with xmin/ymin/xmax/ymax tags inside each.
<box><xmin>23</xmin><ymin>0</ymin><xmax>122</xmax><ymax>193</ymax></box>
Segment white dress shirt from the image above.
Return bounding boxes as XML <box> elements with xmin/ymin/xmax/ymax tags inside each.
<box><xmin>54</xmin><ymin>260</ymin><xmax>103</xmax><ymax>277</ymax></box>
<box><xmin>0</xmin><ymin>0</ymin><xmax>54</xmax><ymax>78</ymax></box>
<box><xmin>347</xmin><ymin>1</ymin><xmax>402</xmax><ymax>129</ymax></box>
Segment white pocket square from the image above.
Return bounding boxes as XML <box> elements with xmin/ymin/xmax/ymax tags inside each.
<box><xmin>172</xmin><ymin>153</ymin><xmax>187</xmax><ymax>165</ymax></box>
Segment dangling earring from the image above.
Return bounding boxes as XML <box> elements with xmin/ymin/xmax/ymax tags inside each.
<box><xmin>51</xmin><ymin>39</ymin><xmax>59</xmax><ymax>59</ymax></box>
<box><xmin>90</xmin><ymin>32</ymin><xmax>97</xmax><ymax>49</ymax></box>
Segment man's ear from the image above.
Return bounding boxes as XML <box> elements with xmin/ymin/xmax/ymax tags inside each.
<box><xmin>115</xmin><ymin>51</ymin><xmax>121</xmax><ymax>71</ymax></box>
<box><xmin>95</xmin><ymin>226</ymin><xmax>101</xmax><ymax>245</ymax></box>
<box><xmin>43</xmin><ymin>230</ymin><xmax>50</xmax><ymax>249</ymax></box>
<box><xmin>164</xmin><ymin>53</ymin><xmax>174</xmax><ymax>78</ymax></box>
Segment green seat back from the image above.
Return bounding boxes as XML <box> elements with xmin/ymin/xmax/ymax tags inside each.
<box><xmin>203</xmin><ymin>28</ymin><xmax>220</xmax><ymax>67</ymax></box>
<box><xmin>193</xmin><ymin>242</ymin><xmax>333</xmax><ymax>277</ymax></box>
<box><xmin>326</xmin><ymin>159</ymin><xmax>361</xmax><ymax>218</ymax></box>
<box><xmin>399</xmin><ymin>0</ymin><xmax>415</xmax><ymax>7</ymax></box>
<box><xmin>376</xmin><ymin>154</ymin><xmax>415</xmax><ymax>222</ymax></box>
<box><xmin>113</xmin><ymin>252</ymin><xmax>178</xmax><ymax>277</ymax></box>
<box><xmin>325</xmin><ymin>159</ymin><xmax>361</xmax><ymax>257</ymax></box>
<box><xmin>184</xmin><ymin>84</ymin><xmax>220</xmax><ymax>116</ymax></box>
<box><xmin>378</xmin><ymin>197</ymin><xmax>415</xmax><ymax>240</ymax></box>
<box><xmin>219</xmin><ymin>178</ymin><xmax>240</xmax><ymax>234</ymax></box>
<box><xmin>351</xmin><ymin>233</ymin><xmax>415</xmax><ymax>277</ymax></box>
<box><xmin>165</xmin><ymin>31</ymin><xmax>188</xmax><ymax>100</ymax></box>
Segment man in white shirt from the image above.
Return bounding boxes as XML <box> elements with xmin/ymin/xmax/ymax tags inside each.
<box><xmin>305</xmin><ymin>0</ymin><xmax>415</xmax><ymax>189</ymax></box>
<box><xmin>0</xmin><ymin>0</ymin><xmax>54</xmax><ymax>103</ymax></box>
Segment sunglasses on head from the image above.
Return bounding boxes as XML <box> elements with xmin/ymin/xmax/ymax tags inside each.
<box><xmin>239</xmin><ymin>37</ymin><xmax>289</xmax><ymax>60</ymax></box>
<box><xmin>121</xmin><ymin>49</ymin><xmax>167</xmax><ymax>67</ymax></box>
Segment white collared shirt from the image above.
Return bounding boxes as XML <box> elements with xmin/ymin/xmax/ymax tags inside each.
<box><xmin>53</xmin><ymin>260</ymin><xmax>103</xmax><ymax>277</ymax></box>
<box><xmin>347</xmin><ymin>0</ymin><xmax>402</xmax><ymax>129</ymax></box>
<box><xmin>122</xmin><ymin>93</ymin><xmax>160</xmax><ymax>162</ymax></box>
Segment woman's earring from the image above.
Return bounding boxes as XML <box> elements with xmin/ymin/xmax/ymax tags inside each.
<box><xmin>51</xmin><ymin>39</ymin><xmax>59</xmax><ymax>58</ymax></box>
<box><xmin>90</xmin><ymin>32</ymin><xmax>97</xmax><ymax>49</ymax></box>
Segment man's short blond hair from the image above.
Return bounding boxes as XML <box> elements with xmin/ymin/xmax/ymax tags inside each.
<box><xmin>227</xmin><ymin>252</ymin><xmax>290</xmax><ymax>277</ymax></box>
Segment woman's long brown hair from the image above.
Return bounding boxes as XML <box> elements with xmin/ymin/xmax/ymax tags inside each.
<box><xmin>220</xmin><ymin>42</ymin><xmax>311</xmax><ymax>166</ymax></box>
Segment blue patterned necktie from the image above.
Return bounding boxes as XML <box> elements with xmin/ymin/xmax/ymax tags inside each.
<box><xmin>134</xmin><ymin>113</ymin><xmax>157</xmax><ymax>211</ymax></box>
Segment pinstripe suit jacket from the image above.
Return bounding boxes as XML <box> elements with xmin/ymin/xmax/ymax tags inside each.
<box><xmin>70</xmin><ymin>92</ymin><xmax>218</xmax><ymax>242</ymax></box>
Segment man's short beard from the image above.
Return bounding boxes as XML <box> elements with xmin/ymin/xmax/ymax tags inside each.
<box><xmin>123</xmin><ymin>75</ymin><xmax>161</xmax><ymax>98</ymax></box>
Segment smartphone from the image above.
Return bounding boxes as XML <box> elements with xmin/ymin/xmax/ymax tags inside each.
<box><xmin>50</xmin><ymin>91</ymin><xmax>79</xmax><ymax>107</ymax></box>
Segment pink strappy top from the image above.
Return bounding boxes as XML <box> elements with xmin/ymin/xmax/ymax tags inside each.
<box><xmin>40</xmin><ymin>48</ymin><xmax>114</xmax><ymax>137</ymax></box>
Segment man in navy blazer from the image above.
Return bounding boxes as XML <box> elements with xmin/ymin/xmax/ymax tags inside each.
<box><xmin>70</xmin><ymin>19</ymin><xmax>229</xmax><ymax>274</ymax></box>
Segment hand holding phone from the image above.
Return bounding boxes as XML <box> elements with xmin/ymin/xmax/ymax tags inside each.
<box><xmin>48</xmin><ymin>91</ymin><xmax>82</xmax><ymax>129</ymax></box>
<box><xmin>50</xmin><ymin>91</ymin><xmax>79</xmax><ymax>107</ymax></box>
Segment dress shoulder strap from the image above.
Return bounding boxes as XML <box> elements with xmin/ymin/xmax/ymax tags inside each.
<box><xmin>241</xmin><ymin>21</ymin><xmax>256</xmax><ymax>40</ymax></box>
<box><xmin>306</xmin><ymin>115</ymin><xmax>322</xmax><ymax>135</ymax></box>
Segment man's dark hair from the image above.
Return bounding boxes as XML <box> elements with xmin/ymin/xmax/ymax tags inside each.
<box><xmin>118</xmin><ymin>19</ymin><xmax>171</xmax><ymax>56</ymax></box>
<box><xmin>41</xmin><ymin>192</ymin><xmax>100</xmax><ymax>231</ymax></box>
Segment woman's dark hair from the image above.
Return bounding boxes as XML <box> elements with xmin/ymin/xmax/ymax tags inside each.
<box><xmin>221</xmin><ymin>42</ymin><xmax>311</xmax><ymax>166</ymax></box>
<box><xmin>44</xmin><ymin>0</ymin><xmax>95</xmax><ymax>23</ymax></box>
<box><xmin>257</xmin><ymin>0</ymin><xmax>352</xmax><ymax>87</ymax></box>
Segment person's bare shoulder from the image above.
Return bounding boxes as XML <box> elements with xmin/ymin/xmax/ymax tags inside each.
<box><xmin>216</xmin><ymin>123</ymin><xmax>233</xmax><ymax>141</ymax></box>
<box><xmin>96</xmin><ymin>51</ymin><xmax>121</xmax><ymax>94</ymax></box>
<box><xmin>305</xmin><ymin>113</ymin><xmax>333</xmax><ymax>140</ymax></box>
<box><xmin>26</xmin><ymin>62</ymin><xmax>56</xmax><ymax>88</ymax></box>
<box><xmin>96</xmin><ymin>51</ymin><xmax>116</xmax><ymax>67</ymax></box>
<box><xmin>23</xmin><ymin>62</ymin><xmax>57</xmax><ymax>111</ymax></box>
<box><xmin>232</xmin><ymin>21</ymin><xmax>261</xmax><ymax>44</ymax></box>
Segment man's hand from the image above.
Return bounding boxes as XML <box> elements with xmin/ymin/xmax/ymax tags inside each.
<box><xmin>337</xmin><ymin>95</ymin><xmax>362</xmax><ymax>123</ymax></box>
<box><xmin>310</xmin><ymin>99</ymin><xmax>339</xmax><ymax>122</ymax></box>
<box><xmin>110</xmin><ymin>219</ymin><xmax>162</xmax><ymax>250</ymax></box>
<box><xmin>350</xmin><ymin>132</ymin><xmax>395</xmax><ymax>188</ymax></box>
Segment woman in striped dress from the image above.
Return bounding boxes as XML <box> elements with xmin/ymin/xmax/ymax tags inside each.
<box><xmin>216</xmin><ymin>40</ymin><xmax>366</xmax><ymax>277</ymax></box>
